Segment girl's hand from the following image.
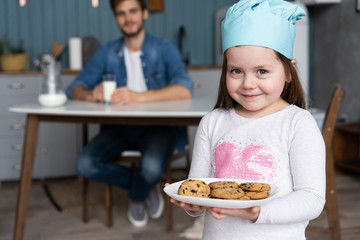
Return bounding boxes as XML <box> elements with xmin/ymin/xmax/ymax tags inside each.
<box><xmin>170</xmin><ymin>197</ymin><xmax>206</xmax><ymax>213</ymax></box>
<box><xmin>165</xmin><ymin>183</ymin><xmax>206</xmax><ymax>215</ymax></box>
<box><xmin>207</xmin><ymin>206</ymin><xmax>260</xmax><ymax>222</ymax></box>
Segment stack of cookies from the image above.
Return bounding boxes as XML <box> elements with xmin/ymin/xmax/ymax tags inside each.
<box><xmin>209</xmin><ymin>181</ymin><xmax>249</xmax><ymax>200</ymax></box>
<box><xmin>240</xmin><ymin>182</ymin><xmax>271</xmax><ymax>200</ymax></box>
<box><xmin>178</xmin><ymin>179</ymin><xmax>271</xmax><ymax>200</ymax></box>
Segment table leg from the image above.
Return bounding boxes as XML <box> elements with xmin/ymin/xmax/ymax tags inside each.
<box><xmin>13</xmin><ymin>114</ymin><xmax>39</xmax><ymax>240</ymax></box>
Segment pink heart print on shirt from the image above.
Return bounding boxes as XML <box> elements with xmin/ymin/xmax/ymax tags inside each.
<box><xmin>214</xmin><ymin>140</ymin><xmax>279</xmax><ymax>182</ymax></box>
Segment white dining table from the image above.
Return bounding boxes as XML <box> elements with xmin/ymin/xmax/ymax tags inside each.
<box><xmin>8</xmin><ymin>98</ymin><xmax>214</xmax><ymax>240</ymax></box>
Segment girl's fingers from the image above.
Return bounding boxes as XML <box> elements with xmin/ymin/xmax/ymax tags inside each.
<box><xmin>208</xmin><ymin>208</ymin><xmax>227</xmax><ymax>220</ymax></box>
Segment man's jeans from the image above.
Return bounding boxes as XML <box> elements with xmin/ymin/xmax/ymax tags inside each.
<box><xmin>76</xmin><ymin>125</ymin><xmax>177</xmax><ymax>202</ymax></box>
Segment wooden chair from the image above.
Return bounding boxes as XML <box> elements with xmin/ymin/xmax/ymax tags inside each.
<box><xmin>81</xmin><ymin>124</ymin><xmax>191</xmax><ymax>231</ymax></box>
<box><xmin>306</xmin><ymin>84</ymin><xmax>345</xmax><ymax>240</ymax></box>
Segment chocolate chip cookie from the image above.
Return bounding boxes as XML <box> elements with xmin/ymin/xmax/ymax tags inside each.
<box><xmin>239</xmin><ymin>182</ymin><xmax>271</xmax><ymax>192</ymax></box>
<box><xmin>244</xmin><ymin>190</ymin><xmax>270</xmax><ymax>200</ymax></box>
<box><xmin>208</xmin><ymin>181</ymin><xmax>239</xmax><ymax>190</ymax></box>
<box><xmin>178</xmin><ymin>179</ymin><xmax>211</xmax><ymax>198</ymax></box>
<box><xmin>210</xmin><ymin>187</ymin><xmax>245</xmax><ymax>199</ymax></box>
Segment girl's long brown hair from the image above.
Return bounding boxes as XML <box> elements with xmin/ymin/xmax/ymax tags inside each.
<box><xmin>214</xmin><ymin>51</ymin><xmax>306</xmax><ymax>110</ymax></box>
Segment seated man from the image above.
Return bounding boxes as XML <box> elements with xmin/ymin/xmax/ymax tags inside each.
<box><xmin>66</xmin><ymin>0</ymin><xmax>193</xmax><ymax>227</ymax></box>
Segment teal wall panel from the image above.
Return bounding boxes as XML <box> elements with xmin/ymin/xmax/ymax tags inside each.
<box><xmin>0</xmin><ymin>0</ymin><xmax>237</xmax><ymax>69</ymax></box>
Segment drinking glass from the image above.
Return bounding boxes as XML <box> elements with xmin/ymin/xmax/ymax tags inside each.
<box><xmin>102</xmin><ymin>74</ymin><xmax>116</xmax><ymax>104</ymax></box>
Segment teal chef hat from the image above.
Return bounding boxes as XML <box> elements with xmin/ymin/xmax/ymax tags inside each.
<box><xmin>221</xmin><ymin>0</ymin><xmax>306</xmax><ymax>59</ymax></box>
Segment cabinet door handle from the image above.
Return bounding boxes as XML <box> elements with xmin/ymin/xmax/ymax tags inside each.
<box><xmin>12</xmin><ymin>144</ymin><xmax>23</xmax><ymax>151</ymax></box>
<box><xmin>8</xmin><ymin>83</ymin><xmax>24</xmax><ymax>90</ymax></box>
<box><xmin>11</xmin><ymin>123</ymin><xmax>25</xmax><ymax>131</ymax></box>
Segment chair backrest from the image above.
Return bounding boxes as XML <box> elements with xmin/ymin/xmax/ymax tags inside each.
<box><xmin>321</xmin><ymin>84</ymin><xmax>345</xmax><ymax>150</ymax></box>
<box><xmin>306</xmin><ymin>84</ymin><xmax>344</xmax><ymax>239</ymax></box>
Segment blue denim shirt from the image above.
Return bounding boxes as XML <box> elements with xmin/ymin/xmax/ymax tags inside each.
<box><xmin>66</xmin><ymin>32</ymin><xmax>193</xmax><ymax>152</ymax></box>
<box><xmin>66</xmin><ymin>32</ymin><xmax>193</xmax><ymax>96</ymax></box>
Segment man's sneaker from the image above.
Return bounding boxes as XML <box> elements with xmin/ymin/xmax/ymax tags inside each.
<box><xmin>127</xmin><ymin>201</ymin><xmax>148</xmax><ymax>227</ymax></box>
<box><xmin>145</xmin><ymin>184</ymin><xmax>164</xmax><ymax>219</ymax></box>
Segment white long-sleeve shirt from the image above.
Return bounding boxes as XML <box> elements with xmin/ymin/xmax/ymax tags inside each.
<box><xmin>188</xmin><ymin>105</ymin><xmax>326</xmax><ymax>240</ymax></box>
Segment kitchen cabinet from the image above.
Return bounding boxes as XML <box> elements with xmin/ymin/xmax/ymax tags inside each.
<box><xmin>189</xmin><ymin>67</ymin><xmax>221</xmax><ymax>101</ymax></box>
<box><xmin>334</xmin><ymin>122</ymin><xmax>360</xmax><ymax>174</ymax></box>
<box><xmin>0</xmin><ymin>73</ymin><xmax>79</xmax><ymax>182</ymax></box>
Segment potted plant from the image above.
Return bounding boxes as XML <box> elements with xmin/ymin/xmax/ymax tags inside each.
<box><xmin>0</xmin><ymin>34</ymin><xmax>29</xmax><ymax>71</ymax></box>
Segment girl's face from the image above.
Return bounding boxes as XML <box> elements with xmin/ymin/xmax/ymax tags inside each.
<box><xmin>226</xmin><ymin>45</ymin><xmax>293</xmax><ymax>118</ymax></box>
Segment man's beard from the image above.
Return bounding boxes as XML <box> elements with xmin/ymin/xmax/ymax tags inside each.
<box><xmin>121</xmin><ymin>21</ymin><xmax>145</xmax><ymax>38</ymax></box>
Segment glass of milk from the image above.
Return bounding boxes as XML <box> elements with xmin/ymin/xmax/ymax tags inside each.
<box><xmin>102</xmin><ymin>74</ymin><xmax>116</xmax><ymax>104</ymax></box>
<box><xmin>38</xmin><ymin>59</ymin><xmax>67</xmax><ymax>107</ymax></box>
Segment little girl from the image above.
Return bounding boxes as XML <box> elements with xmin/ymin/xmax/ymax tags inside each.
<box><xmin>171</xmin><ymin>0</ymin><xmax>326</xmax><ymax>239</ymax></box>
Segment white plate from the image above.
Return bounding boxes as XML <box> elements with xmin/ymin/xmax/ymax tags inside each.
<box><xmin>163</xmin><ymin>178</ymin><xmax>279</xmax><ymax>209</ymax></box>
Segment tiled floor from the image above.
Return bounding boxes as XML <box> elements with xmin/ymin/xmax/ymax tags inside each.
<box><xmin>0</xmin><ymin>178</ymin><xmax>195</xmax><ymax>240</ymax></box>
